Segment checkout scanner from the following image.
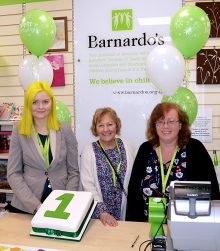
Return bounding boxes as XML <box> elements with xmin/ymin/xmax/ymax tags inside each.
<box><xmin>166</xmin><ymin>181</ymin><xmax>220</xmax><ymax>251</ymax></box>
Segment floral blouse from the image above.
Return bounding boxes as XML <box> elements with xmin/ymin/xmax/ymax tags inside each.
<box><xmin>92</xmin><ymin>138</ymin><xmax>127</xmax><ymax>220</ymax></box>
<box><xmin>141</xmin><ymin>146</ymin><xmax>187</xmax><ymax>219</ymax></box>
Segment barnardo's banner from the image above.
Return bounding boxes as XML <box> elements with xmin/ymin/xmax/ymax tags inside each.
<box><xmin>74</xmin><ymin>0</ymin><xmax>182</xmax><ymax>154</ymax></box>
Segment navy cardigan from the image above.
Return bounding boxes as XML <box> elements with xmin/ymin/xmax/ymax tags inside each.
<box><xmin>126</xmin><ymin>138</ymin><xmax>220</xmax><ymax>222</ymax></box>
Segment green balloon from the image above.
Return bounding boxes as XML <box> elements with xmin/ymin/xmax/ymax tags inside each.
<box><xmin>170</xmin><ymin>6</ymin><xmax>210</xmax><ymax>58</ymax></box>
<box><xmin>56</xmin><ymin>100</ymin><xmax>72</xmax><ymax>124</ymax></box>
<box><xmin>19</xmin><ymin>9</ymin><xmax>56</xmax><ymax>56</ymax></box>
<box><xmin>162</xmin><ymin>87</ymin><xmax>198</xmax><ymax>125</ymax></box>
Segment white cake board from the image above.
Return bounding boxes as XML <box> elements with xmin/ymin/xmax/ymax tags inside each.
<box><xmin>30</xmin><ymin>201</ymin><xmax>97</xmax><ymax>241</ymax></box>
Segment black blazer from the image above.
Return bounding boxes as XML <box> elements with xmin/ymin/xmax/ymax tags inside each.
<box><xmin>126</xmin><ymin>138</ymin><xmax>220</xmax><ymax>222</ymax></box>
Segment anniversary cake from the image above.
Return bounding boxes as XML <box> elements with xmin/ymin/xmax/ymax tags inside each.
<box><xmin>30</xmin><ymin>190</ymin><xmax>96</xmax><ymax>241</ymax></box>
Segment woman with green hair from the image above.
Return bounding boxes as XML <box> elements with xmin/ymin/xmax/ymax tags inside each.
<box><xmin>6</xmin><ymin>81</ymin><xmax>80</xmax><ymax>214</ymax></box>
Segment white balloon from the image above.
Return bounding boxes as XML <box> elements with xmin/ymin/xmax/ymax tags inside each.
<box><xmin>19</xmin><ymin>55</ymin><xmax>53</xmax><ymax>90</ymax></box>
<box><xmin>146</xmin><ymin>45</ymin><xmax>186</xmax><ymax>96</ymax></box>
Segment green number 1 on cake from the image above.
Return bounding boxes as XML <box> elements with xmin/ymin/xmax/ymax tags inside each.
<box><xmin>44</xmin><ymin>193</ymin><xmax>74</xmax><ymax>219</ymax></box>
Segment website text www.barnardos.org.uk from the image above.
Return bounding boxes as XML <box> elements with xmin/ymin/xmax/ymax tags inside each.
<box><xmin>112</xmin><ymin>90</ymin><xmax>162</xmax><ymax>95</ymax></box>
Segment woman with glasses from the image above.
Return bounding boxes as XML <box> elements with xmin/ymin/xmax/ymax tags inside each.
<box><xmin>126</xmin><ymin>102</ymin><xmax>220</xmax><ymax>222</ymax></box>
<box><xmin>80</xmin><ymin>107</ymin><xmax>135</xmax><ymax>227</ymax></box>
<box><xmin>6</xmin><ymin>81</ymin><xmax>79</xmax><ymax>214</ymax></box>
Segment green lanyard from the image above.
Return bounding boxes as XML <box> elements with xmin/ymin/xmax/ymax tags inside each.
<box><xmin>159</xmin><ymin>146</ymin><xmax>178</xmax><ymax>194</ymax></box>
<box><xmin>97</xmin><ymin>139</ymin><xmax>122</xmax><ymax>187</ymax></box>
<box><xmin>213</xmin><ymin>150</ymin><xmax>219</xmax><ymax>167</ymax></box>
<box><xmin>36</xmin><ymin>132</ymin><xmax>50</xmax><ymax>169</ymax></box>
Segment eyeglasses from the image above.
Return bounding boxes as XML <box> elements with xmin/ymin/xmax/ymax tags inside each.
<box><xmin>32</xmin><ymin>99</ymin><xmax>51</xmax><ymax>107</ymax></box>
<box><xmin>155</xmin><ymin>119</ymin><xmax>180</xmax><ymax>128</ymax></box>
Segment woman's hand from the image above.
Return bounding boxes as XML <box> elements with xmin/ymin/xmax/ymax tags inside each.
<box><xmin>100</xmin><ymin>212</ymin><xmax>118</xmax><ymax>227</ymax></box>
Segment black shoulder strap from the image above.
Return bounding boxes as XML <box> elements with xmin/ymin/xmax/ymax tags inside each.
<box><xmin>97</xmin><ymin>140</ymin><xmax>127</xmax><ymax>197</ymax></box>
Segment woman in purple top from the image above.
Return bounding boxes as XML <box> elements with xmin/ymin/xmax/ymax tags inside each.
<box><xmin>80</xmin><ymin>107</ymin><xmax>135</xmax><ymax>227</ymax></box>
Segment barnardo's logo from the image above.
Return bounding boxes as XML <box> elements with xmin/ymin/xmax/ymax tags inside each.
<box><xmin>112</xmin><ymin>9</ymin><xmax>133</xmax><ymax>31</ymax></box>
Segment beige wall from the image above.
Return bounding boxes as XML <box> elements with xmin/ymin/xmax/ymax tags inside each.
<box><xmin>184</xmin><ymin>0</ymin><xmax>220</xmax><ymax>158</ymax></box>
<box><xmin>0</xmin><ymin>0</ymin><xmax>74</xmax><ymax>123</ymax></box>
<box><xmin>0</xmin><ymin>0</ymin><xmax>220</xmax><ymax>158</ymax></box>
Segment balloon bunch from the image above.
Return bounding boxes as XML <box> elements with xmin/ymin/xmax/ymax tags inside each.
<box><xmin>18</xmin><ymin>10</ymin><xmax>72</xmax><ymax>124</ymax></box>
<box><xmin>146</xmin><ymin>5</ymin><xmax>210</xmax><ymax>125</ymax></box>
<box><xmin>18</xmin><ymin>9</ymin><xmax>56</xmax><ymax>90</ymax></box>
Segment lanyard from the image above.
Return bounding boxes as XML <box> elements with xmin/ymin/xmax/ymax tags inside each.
<box><xmin>97</xmin><ymin>139</ymin><xmax>122</xmax><ymax>187</ymax></box>
<box><xmin>213</xmin><ymin>150</ymin><xmax>219</xmax><ymax>167</ymax></box>
<box><xmin>36</xmin><ymin>132</ymin><xmax>50</xmax><ymax>169</ymax></box>
<box><xmin>159</xmin><ymin>146</ymin><xmax>178</xmax><ymax>194</ymax></box>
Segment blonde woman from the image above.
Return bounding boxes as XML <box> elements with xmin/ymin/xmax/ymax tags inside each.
<box><xmin>6</xmin><ymin>81</ymin><xmax>79</xmax><ymax>214</ymax></box>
